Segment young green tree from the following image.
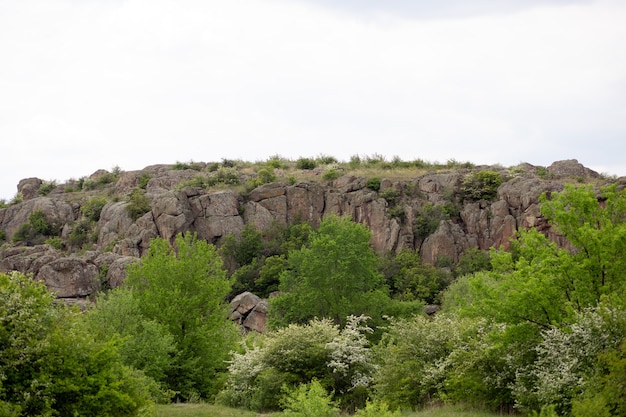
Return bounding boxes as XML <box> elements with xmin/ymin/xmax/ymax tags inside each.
<box><xmin>122</xmin><ymin>233</ymin><xmax>239</xmax><ymax>399</ymax></box>
<box><xmin>269</xmin><ymin>216</ymin><xmax>389</xmax><ymax>328</ymax></box>
<box><xmin>539</xmin><ymin>184</ymin><xmax>626</xmax><ymax>305</ymax></box>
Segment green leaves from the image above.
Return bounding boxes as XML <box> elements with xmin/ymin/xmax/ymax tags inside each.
<box><xmin>0</xmin><ymin>272</ymin><xmax>153</xmax><ymax>416</ymax></box>
<box><xmin>270</xmin><ymin>216</ymin><xmax>387</xmax><ymax>328</ymax></box>
<box><xmin>106</xmin><ymin>233</ymin><xmax>238</xmax><ymax>400</ymax></box>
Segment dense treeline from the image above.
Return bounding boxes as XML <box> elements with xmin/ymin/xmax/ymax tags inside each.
<box><xmin>1</xmin><ymin>184</ymin><xmax>625</xmax><ymax>416</ymax></box>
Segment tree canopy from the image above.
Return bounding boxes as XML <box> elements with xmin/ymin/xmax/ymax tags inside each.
<box><xmin>269</xmin><ymin>215</ymin><xmax>396</xmax><ymax>328</ymax></box>
<box><xmin>89</xmin><ymin>233</ymin><xmax>238</xmax><ymax>400</ymax></box>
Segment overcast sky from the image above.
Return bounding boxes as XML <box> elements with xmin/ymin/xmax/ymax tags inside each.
<box><xmin>1</xmin><ymin>0</ymin><xmax>625</xmax><ymax>200</ymax></box>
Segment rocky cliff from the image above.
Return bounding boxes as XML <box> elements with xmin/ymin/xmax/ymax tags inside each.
<box><xmin>0</xmin><ymin>159</ymin><xmax>620</xmax><ymax>301</ymax></box>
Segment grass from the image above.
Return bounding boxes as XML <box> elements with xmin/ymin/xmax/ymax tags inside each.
<box><xmin>154</xmin><ymin>403</ymin><xmax>511</xmax><ymax>417</ymax></box>
<box><xmin>155</xmin><ymin>403</ymin><xmax>257</xmax><ymax>417</ymax></box>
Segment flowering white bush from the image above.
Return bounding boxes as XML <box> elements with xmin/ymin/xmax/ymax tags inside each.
<box><xmin>327</xmin><ymin>315</ymin><xmax>375</xmax><ymax>391</ymax></box>
<box><xmin>218</xmin><ymin>316</ymin><xmax>377</xmax><ymax>412</ymax></box>
<box><xmin>512</xmin><ymin>305</ymin><xmax>626</xmax><ymax>413</ymax></box>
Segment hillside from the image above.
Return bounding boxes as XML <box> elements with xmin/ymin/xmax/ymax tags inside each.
<box><xmin>0</xmin><ymin>156</ymin><xmax>622</xmax><ymax>302</ymax></box>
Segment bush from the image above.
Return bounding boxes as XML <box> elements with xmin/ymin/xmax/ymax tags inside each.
<box><xmin>69</xmin><ymin>219</ymin><xmax>93</xmax><ymax>248</ymax></box>
<box><xmin>296</xmin><ymin>157</ymin><xmax>317</xmax><ymax>170</ymax></box>
<box><xmin>455</xmin><ymin>248</ymin><xmax>491</xmax><ymax>277</ymax></box>
<box><xmin>220</xmin><ymin>316</ymin><xmax>375</xmax><ymax>412</ymax></box>
<box><xmin>37</xmin><ymin>180</ymin><xmax>57</xmax><ymax>196</ymax></box>
<box><xmin>139</xmin><ymin>173</ymin><xmax>151</xmax><ymax>189</ymax></box>
<box><xmin>172</xmin><ymin>160</ymin><xmax>201</xmax><ymax>170</ymax></box>
<box><xmin>378</xmin><ymin>189</ymin><xmax>400</xmax><ymax>205</ymax></box>
<box><xmin>45</xmin><ymin>236</ymin><xmax>63</xmax><ymax>250</ymax></box>
<box><xmin>81</xmin><ymin>197</ymin><xmax>107</xmax><ymax>222</ymax></box>
<box><xmin>12</xmin><ymin>210</ymin><xmax>57</xmax><ymax>245</ymax></box>
<box><xmin>413</xmin><ymin>203</ymin><xmax>449</xmax><ymax>240</ymax></box>
<box><xmin>257</xmin><ymin>167</ymin><xmax>276</xmax><ymax>184</ymax></box>
<box><xmin>373</xmin><ymin>314</ymin><xmax>474</xmax><ymax>409</ymax></box>
<box><xmin>349</xmin><ymin>155</ymin><xmax>362</xmax><ymax>169</ymax></box>
<box><xmin>0</xmin><ymin>271</ymin><xmax>154</xmax><ymax>416</ymax></box>
<box><xmin>461</xmin><ymin>170</ymin><xmax>503</xmax><ymax>201</ymax></box>
<box><xmin>366</xmin><ymin>178</ymin><xmax>381</xmax><ymax>191</ymax></box>
<box><xmin>280</xmin><ymin>379</ymin><xmax>340</xmax><ymax>417</ymax></box>
<box><xmin>316</xmin><ymin>154</ymin><xmax>338</xmax><ymax>165</ymax></box>
<box><xmin>323</xmin><ymin>168</ymin><xmax>340</xmax><ymax>181</ymax></box>
<box><xmin>125</xmin><ymin>188</ymin><xmax>151</xmax><ymax>221</ymax></box>
<box><xmin>354</xmin><ymin>400</ymin><xmax>401</xmax><ymax>417</ymax></box>
<box><xmin>29</xmin><ymin>210</ymin><xmax>52</xmax><ymax>235</ymax></box>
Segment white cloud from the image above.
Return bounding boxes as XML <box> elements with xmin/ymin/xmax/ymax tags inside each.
<box><xmin>1</xmin><ymin>0</ymin><xmax>625</xmax><ymax>199</ymax></box>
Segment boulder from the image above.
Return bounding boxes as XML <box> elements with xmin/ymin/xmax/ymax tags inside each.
<box><xmin>17</xmin><ymin>177</ymin><xmax>43</xmax><ymax>201</ymax></box>
<box><xmin>228</xmin><ymin>292</ymin><xmax>268</xmax><ymax>333</ymax></box>
<box><xmin>0</xmin><ymin>197</ymin><xmax>75</xmax><ymax>241</ymax></box>
<box><xmin>243</xmin><ymin>300</ymin><xmax>269</xmax><ymax>333</ymax></box>
<box><xmin>547</xmin><ymin>159</ymin><xmax>600</xmax><ymax>180</ymax></box>
<box><xmin>36</xmin><ymin>257</ymin><xmax>100</xmax><ymax>298</ymax></box>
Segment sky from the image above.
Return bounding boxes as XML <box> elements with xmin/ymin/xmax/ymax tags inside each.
<box><xmin>1</xmin><ymin>0</ymin><xmax>625</xmax><ymax>200</ymax></box>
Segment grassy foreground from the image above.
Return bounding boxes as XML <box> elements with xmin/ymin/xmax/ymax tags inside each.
<box><xmin>155</xmin><ymin>403</ymin><xmax>509</xmax><ymax>417</ymax></box>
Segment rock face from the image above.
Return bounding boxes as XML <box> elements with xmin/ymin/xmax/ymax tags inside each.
<box><xmin>0</xmin><ymin>159</ymin><xmax>619</xmax><ymax>300</ymax></box>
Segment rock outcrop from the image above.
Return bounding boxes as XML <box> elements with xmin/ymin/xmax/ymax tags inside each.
<box><xmin>229</xmin><ymin>291</ymin><xmax>269</xmax><ymax>333</ymax></box>
<box><xmin>0</xmin><ymin>158</ymin><xmax>619</xmax><ymax>301</ymax></box>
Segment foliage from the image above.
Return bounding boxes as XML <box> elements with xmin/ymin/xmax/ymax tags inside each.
<box><xmin>413</xmin><ymin>203</ymin><xmax>449</xmax><ymax>240</ymax></box>
<box><xmin>323</xmin><ymin>168</ymin><xmax>340</xmax><ymax>181</ymax></box>
<box><xmin>366</xmin><ymin>177</ymin><xmax>381</xmax><ymax>191</ymax></box>
<box><xmin>105</xmin><ymin>233</ymin><xmax>239</xmax><ymax>400</ymax></box>
<box><xmin>219</xmin><ymin>316</ymin><xmax>375</xmax><ymax>412</ymax></box>
<box><xmin>454</xmin><ymin>248</ymin><xmax>491</xmax><ymax>277</ymax></box>
<box><xmin>461</xmin><ymin>170</ymin><xmax>502</xmax><ymax>201</ymax></box>
<box><xmin>280</xmin><ymin>379</ymin><xmax>340</xmax><ymax>417</ymax></box>
<box><xmin>44</xmin><ymin>236</ymin><xmax>63</xmax><ymax>250</ymax></box>
<box><xmin>269</xmin><ymin>215</ymin><xmax>389</xmax><ymax>328</ymax></box>
<box><xmin>379</xmin><ymin>188</ymin><xmax>400</xmax><ymax>205</ymax></box>
<box><xmin>373</xmin><ymin>314</ymin><xmax>480</xmax><ymax>409</ymax></box>
<box><xmin>69</xmin><ymin>218</ymin><xmax>93</xmax><ymax>248</ymax></box>
<box><xmin>220</xmin><ymin>224</ymin><xmax>264</xmax><ymax>269</ymax></box>
<box><xmin>0</xmin><ymin>271</ymin><xmax>154</xmax><ymax>416</ymax></box>
<box><xmin>571</xmin><ymin>339</ymin><xmax>626</xmax><ymax>417</ymax></box>
<box><xmin>539</xmin><ymin>184</ymin><xmax>626</xmax><ymax>304</ymax></box>
<box><xmin>354</xmin><ymin>400</ymin><xmax>401</xmax><ymax>417</ymax></box>
<box><xmin>513</xmin><ymin>305</ymin><xmax>626</xmax><ymax>414</ymax></box>
<box><xmin>380</xmin><ymin>249</ymin><xmax>452</xmax><ymax>303</ymax></box>
<box><xmin>296</xmin><ymin>157</ymin><xmax>317</xmax><ymax>170</ymax></box>
<box><xmin>37</xmin><ymin>179</ymin><xmax>57</xmax><ymax>196</ymax></box>
<box><xmin>29</xmin><ymin>209</ymin><xmax>53</xmax><ymax>235</ymax></box>
<box><xmin>81</xmin><ymin>196</ymin><xmax>108</xmax><ymax>221</ymax></box>
<box><xmin>172</xmin><ymin>160</ymin><xmax>202</xmax><ymax>171</ymax></box>
<box><xmin>316</xmin><ymin>154</ymin><xmax>338</xmax><ymax>165</ymax></box>
<box><xmin>439</xmin><ymin>184</ymin><xmax>626</xmax><ymax>413</ymax></box>
<box><xmin>139</xmin><ymin>173</ymin><xmax>152</xmax><ymax>189</ymax></box>
<box><xmin>126</xmin><ymin>188</ymin><xmax>152</xmax><ymax>221</ymax></box>
<box><xmin>86</xmin><ymin>288</ymin><xmax>177</xmax><ymax>388</ymax></box>
<box><xmin>12</xmin><ymin>210</ymin><xmax>57</xmax><ymax>245</ymax></box>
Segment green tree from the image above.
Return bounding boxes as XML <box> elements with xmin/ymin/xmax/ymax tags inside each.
<box><xmin>86</xmin><ymin>288</ymin><xmax>177</xmax><ymax>386</ymax></box>
<box><xmin>269</xmin><ymin>216</ymin><xmax>388</xmax><ymax>328</ymax></box>
<box><xmin>539</xmin><ymin>184</ymin><xmax>626</xmax><ymax>304</ymax></box>
<box><xmin>0</xmin><ymin>271</ymin><xmax>153</xmax><ymax>416</ymax></box>
<box><xmin>123</xmin><ymin>233</ymin><xmax>239</xmax><ymax>399</ymax></box>
<box><xmin>380</xmin><ymin>249</ymin><xmax>451</xmax><ymax>303</ymax></box>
